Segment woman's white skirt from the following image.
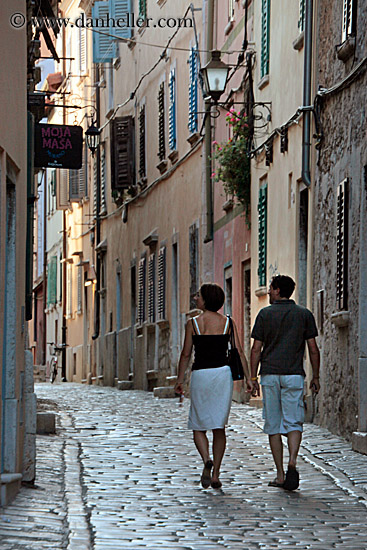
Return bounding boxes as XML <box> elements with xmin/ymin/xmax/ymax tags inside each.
<box><xmin>188</xmin><ymin>365</ymin><xmax>233</xmax><ymax>430</ymax></box>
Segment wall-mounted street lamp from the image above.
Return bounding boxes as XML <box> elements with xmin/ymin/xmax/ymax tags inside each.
<box><xmin>200</xmin><ymin>50</ymin><xmax>230</xmax><ymax>104</ymax></box>
<box><xmin>85</xmin><ymin>121</ymin><xmax>101</xmax><ymax>156</ymax></box>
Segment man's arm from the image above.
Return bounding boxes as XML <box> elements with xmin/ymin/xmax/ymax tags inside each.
<box><xmin>250</xmin><ymin>339</ymin><xmax>263</xmax><ymax>397</ymax></box>
<box><xmin>306</xmin><ymin>337</ymin><xmax>320</xmax><ymax>394</ymax></box>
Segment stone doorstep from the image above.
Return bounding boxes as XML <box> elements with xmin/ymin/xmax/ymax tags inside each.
<box><xmin>36</xmin><ymin>412</ymin><xmax>56</xmax><ymax>434</ymax></box>
<box><xmin>0</xmin><ymin>473</ymin><xmax>22</xmax><ymax>507</ymax></box>
<box><xmin>352</xmin><ymin>432</ymin><xmax>367</xmax><ymax>456</ymax></box>
<box><xmin>153</xmin><ymin>386</ymin><xmax>177</xmax><ymax>399</ymax></box>
<box><xmin>117</xmin><ymin>380</ymin><xmax>133</xmax><ymax>391</ymax></box>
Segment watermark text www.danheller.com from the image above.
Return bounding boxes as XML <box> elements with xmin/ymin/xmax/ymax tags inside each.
<box><xmin>10</xmin><ymin>12</ymin><xmax>193</xmax><ymax>30</ymax></box>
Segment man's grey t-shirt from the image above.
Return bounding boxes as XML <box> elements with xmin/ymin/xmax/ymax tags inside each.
<box><xmin>251</xmin><ymin>299</ymin><xmax>318</xmax><ymax>376</ymax></box>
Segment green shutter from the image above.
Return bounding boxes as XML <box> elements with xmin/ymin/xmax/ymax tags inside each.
<box><xmin>299</xmin><ymin>0</ymin><xmax>305</xmax><ymax>32</ymax></box>
<box><xmin>47</xmin><ymin>256</ymin><xmax>58</xmax><ymax>306</ymax></box>
<box><xmin>139</xmin><ymin>0</ymin><xmax>146</xmax><ymax>19</ymax></box>
<box><xmin>258</xmin><ymin>185</ymin><xmax>267</xmax><ymax>287</ymax></box>
<box><xmin>261</xmin><ymin>0</ymin><xmax>270</xmax><ymax>78</ymax></box>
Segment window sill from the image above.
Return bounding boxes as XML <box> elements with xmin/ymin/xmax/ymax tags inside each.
<box><xmin>187</xmin><ymin>132</ymin><xmax>200</xmax><ymax>146</ymax></box>
<box><xmin>156</xmin><ymin>159</ymin><xmax>168</xmax><ymax>174</ymax></box>
<box><xmin>257</xmin><ymin>74</ymin><xmax>269</xmax><ymax>90</ymax></box>
<box><xmin>293</xmin><ymin>31</ymin><xmax>304</xmax><ymax>51</ymax></box>
<box><xmin>337</xmin><ymin>36</ymin><xmax>356</xmax><ymax>62</ymax></box>
<box><xmin>222</xmin><ymin>198</ymin><xmax>234</xmax><ymax>212</ymax></box>
<box><xmin>224</xmin><ymin>20</ymin><xmax>234</xmax><ymax>36</ymax></box>
<box><xmin>331</xmin><ymin>311</ymin><xmax>350</xmax><ymax>327</ymax></box>
<box><xmin>168</xmin><ymin>149</ymin><xmax>179</xmax><ymax>164</ymax></box>
<box><xmin>255</xmin><ymin>286</ymin><xmax>267</xmax><ymax>297</ymax></box>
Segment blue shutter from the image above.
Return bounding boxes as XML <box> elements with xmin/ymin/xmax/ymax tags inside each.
<box><xmin>261</xmin><ymin>0</ymin><xmax>270</xmax><ymax>78</ymax></box>
<box><xmin>113</xmin><ymin>0</ymin><xmax>133</xmax><ymax>57</ymax></box>
<box><xmin>258</xmin><ymin>185</ymin><xmax>267</xmax><ymax>287</ymax></box>
<box><xmin>92</xmin><ymin>1</ymin><xmax>114</xmax><ymax>63</ymax></box>
<box><xmin>188</xmin><ymin>47</ymin><xmax>198</xmax><ymax>134</ymax></box>
<box><xmin>168</xmin><ymin>69</ymin><xmax>176</xmax><ymax>151</ymax></box>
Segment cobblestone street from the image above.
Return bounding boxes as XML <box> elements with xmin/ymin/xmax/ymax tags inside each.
<box><xmin>1</xmin><ymin>383</ymin><xmax>367</xmax><ymax>550</ymax></box>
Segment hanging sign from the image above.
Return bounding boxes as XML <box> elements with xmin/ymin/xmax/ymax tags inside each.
<box><xmin>34</xmin><ymin>123</ymin><xmax>83</xmax><ymax>169</ymax></box>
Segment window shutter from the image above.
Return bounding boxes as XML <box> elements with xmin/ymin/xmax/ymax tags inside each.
<box><xmin>168</xmin><ymin>69</ymin><xmax>177</xmax><ymax>151</ymax></box>
<box><xmin>47</xmin><ymin>256</ymin><xmax>57</xmax><ymax>306</ymax></box>
<box><xmin>139</xmin><ymin>0</ymin><xmax>147</xmax><ymax>19</ymax></box>
<box><xmin>92</xmin><ymin>1</ymin><xmax>114</xmax><ymax>63</ymax></box>
<box><xmin>148</xmin><ymin>252</ymin><xmax>156</xmax><ymax>322</ymax></box>
<box><xmin>258</xmin><ymin>185</ymin><xmax>267</xmax><ymax>287</ymax></box>
<box><xmin>77</xmin><ymin>266</ymin><xmax>82</xmax><ymax>314</ymax></box>
<box><xmin>111</xmin><ymin>116</ymin><xmax>135</xmax><ymax>189</ymax></box>
<box><xmin>138</xmin><ymin>256</ymin><xmax>146</xmax><ymax>324</ymax></box>
<box><xmin>79</xmin><ymin>25</ymin><xmax>87</xmax><ymax>74</ymax></box>
<box><xmin>157</xmin><ymin>246</ymin><xmax>166</xmax><ymax>320</ymax></box>
<box><xmin>100</xmin><ymin>145</ymin><xmax>107</xmax><ymax>214</ymax></box>
<box><xmin>78</xmin><ymin>144</ymin><xmax>87</xmax><ymax>198</ymax></box>
<box><xmin>67</xmin><ymin>263</ymin><xmax>73</xmax><ymax>316</ymax></box>
<box><xmin>342</xmin><ymin>0</ymin><xmax>356</xmax><ymax>41</ymax></box>
<box><xmin>69</xmin><ymin>169</ymin><xmax>80</xmax><ymax>201</ymax></box>
<box><xmin>188</xmin><ymin>47</ymin><xmax>198</xmax><ymax>134</ymax></box>
<box><xmin>51</xmin><ymin>169</ymin><xmax>57</xmax><ymax>197</ymax></box>
<box><xmin>57</xmin><ymin>169</ymin><xmax>69</xmax><ymax>209</ymax></box>
<box><xmin>93</xmin><ymin>159</ymin><xmax>97</xmax><ymax>217</ymax></box>
<box><xmin>158</xmin><ymin>83</ymin><xmax>166</xmax><ymax>162</ymax></box>
<box><xmin>336</xmin><ymin>179</ymin><xmax>348</xmax><ymax>310</ymax></box>
<box><xmin>298</xmin><ymin>0</ymin><xmax>305</xmax><ymax>32</ymax></box>
<box><xmin>139</xmin><ymin>105</ymin><xmax>146</xmax><ymax>179</ymax></box>
<box><xmin>189</xmin><ymin>224</ymin><xmax>199</xmax><ymax>309</ymax></box>
<box><xmin>113</xmin><ymin>0</ymin><xmax>133</xmax><ymax>57</ymax></box>
<box><xmin>261</xmin><ymin>0</ymin><xmax>270</xmax><ymax>78</ymax></box>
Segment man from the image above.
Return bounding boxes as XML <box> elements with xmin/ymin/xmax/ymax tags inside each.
<box><xmin>250</xmin><ymin>275</ymin><xmax>320</xmax><ymax>491</ymax></box>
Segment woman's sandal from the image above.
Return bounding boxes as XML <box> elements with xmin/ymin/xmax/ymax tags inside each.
<box><xmin>201</xmin><ymin>460</ymin><xmax>213</xmax><ymax>488</ymax></box>
<box><xmin>211</xmin><ymin>480</ymin><xmax>222</xmax><ymax>489</ymax></box>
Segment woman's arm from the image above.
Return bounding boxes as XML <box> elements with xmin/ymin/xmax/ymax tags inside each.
<box><xmin>231</xmin><ymin>318</ymin><xmax>253</xmax><ymax>393</ymax></box>
<box><xmin>174</xmin><ymin>320</ymin><xmax>194</xmax><ymax>394</ymax></box>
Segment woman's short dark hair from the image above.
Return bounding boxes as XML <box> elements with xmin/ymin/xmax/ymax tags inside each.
<box><xmin>270</xmin><ymin>275</ymin><xmax>296</xmax><ymax>299</ymax></box>
<box><xmin>200</xmin><ymin>283</ymin><xmax>225</xmax><ymax>312</ymax></box>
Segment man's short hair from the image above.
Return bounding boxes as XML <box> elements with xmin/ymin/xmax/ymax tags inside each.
<box><xmin>270</xmin><ymin>275</ymin><xmax>296</xmax><ymax>299</ymax></box>
<box><xmin>200</xmin><ymin>283</ymin><xmax>225</xmax><ymax>312</ymax></box>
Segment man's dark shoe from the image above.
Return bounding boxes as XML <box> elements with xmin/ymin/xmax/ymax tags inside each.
<box><xmin>283</xmin><ymin>466</ymin><xmax>299</xmax><ymax>491</ymax></box>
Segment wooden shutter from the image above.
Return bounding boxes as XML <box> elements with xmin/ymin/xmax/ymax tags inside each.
<box><xmin>189</xmin><ymin>224</ymin><xmax>199</xmax><ymax>309</ymax></box>
<box><xmin>77</xmin><ymin>266</ymin><xmax>82</xmax><ymax>314</ymax></box>
<box><xmin>67</xmin><ymin>263</ymin><xmax>73</xmax><ymax>316</ymax></box>
<box><xmin>298</xmin><ymin>0</ymin><xmax>305</xmax><ymax>32</ymax></box>
<box><xmin>111</xmin><ymin>116</ymin><xmax>135</xmax><ymax>189</ymax></box>
<box><xmin>92</xmin><ymin>1</ymin><xmax>114</xmax><ymax>63</ymax></box>
<box><xmin>188</xmin><ymin>47</ymin><xmax>198</xmax><ymax>134</ymax></box>
<box><xmin>100</xmin><ymin>145</ymin><xmax>107</xmax><ymax>214</ymax></box>
<box><xmin>336</xmin><ymin>179</ymin><xmax>348</xmax><ymax>310</ymax></box>
<box><xmin>148</xmin><ymin>253</ymin><xmax>156</xmax><ymax>323</ymax></box>
<box><xmin>139</xmin><ymin>0</ymin><xmax>147</xmax><ymax>19</ymax></box>
<box><xmin>157</xmin><ymin>246</ymin><xmax>166</xmax><ymax>320</ymax></box>
<box><xmin>168</xmin><ymin>69</ymin><xmax>176</xmax><ymax>151</ymax></box>
<box><xmin>158</xmin><ymin>83</ymin><xmax>166</xmax><ymax>162</ymax></box>
<box><xmin>113</xmin><ymin>0</ymin><xmax>133</xmax><ymax>57</ymax></box>
<box><xmin>138</xmin><ymin>256</ymin><xmax>146</xmax><ymax>324</ymax></box>
<box><xmin>79</xmin><ymin>25</ymin><xmax>87</xmax><ymax>74</ymax></box>
<box><xmin>258</xmin><ymin>185</ymin><xmax>267</xmax><ymax>287</ymax></box>
<box><xmin>57</xmin><ymin>169</ymin><xmax>69</xmax><ymax>210</ymax></box>
<box><xmin>261</xmin><ymin>0</ymin><xmax>270</xmax><ymax>78</ymax></box>
<box><xmin>47</xmin><ymin>256</ymin><xmax>57</xmax><ymax>306</ymax></box>
<box><xmin>93</xmin><ymin>159</ymin><xmax>97</xmax><ymax>217</ymax></box>
<box><xmin>139</xmin><ymin>105</ymin><xmax>146</xmax><ymax>179</ymax></box>
<box><xmin>69</xmin><ymin>169</ymin><xmax>80</xmax><ymax>201</ymax></box>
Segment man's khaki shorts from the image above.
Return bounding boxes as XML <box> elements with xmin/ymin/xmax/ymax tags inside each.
<box><xmin>260</xmin><ymin>374</ymin><xmax>305</xmax><ymax>435</ymax></box>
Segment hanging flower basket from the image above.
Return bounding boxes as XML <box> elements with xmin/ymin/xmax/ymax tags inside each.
<box><xmin>212</xmin><ymin>108</ymin><xmax>251</xmax><ymax>225</ymax></box>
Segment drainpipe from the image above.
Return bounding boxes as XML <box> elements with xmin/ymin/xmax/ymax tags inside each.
<box><xmin>301</xmin><ymin>0</ymin><xmax>313</xmax><ymax>188</ymax></box>
<box><xmin>204</xmin><ymin>0</ymin><xmax>214</xmax><ymax>242</ymax></box>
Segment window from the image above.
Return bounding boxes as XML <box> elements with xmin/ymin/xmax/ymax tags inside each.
<box><xmin>67</xmin><ymin>263</ymin><xmax>73</xmax><ymax>316</ymax></box>
<box><xmin>47</xmin><ymin>256</ymin><xmax>57</xmax><ymax>306</ymax></box>
<box><xmin>158</xmin><ymin>82</ymin><xmax>166</xmax><ymax>162</ymax></box>
<box><xmin>111</xmin><ymin>116</ymin><xmax>135</xmax><ymax>190</ymax></box>
<box><xmin>139</xmin><ymin>0</ymin><xmax>147</xmax><ymax>20</ymax></box>
<box><xmin>92</xmin><ymin>0</ymin><xmax>133</xmax><ymax>63</ymax></box>
<box><xmin>79</xmin><ymin>24</ymin><xmax>87</xmax><ymax>74</ymax></box>
<box><xmin>157</xmin><ymin>246</ymin><xmax>166</xmax><ymax>320</ymax></box>
<box><xmin>336</xmin><ymin>179</ymin><xmax>348</xmax><ymax>310</ymax></box>
<box><xmin>77</xmin><ymin>266</ymin><xmax>82</xmax><ymax>314</ymax></box>
<box><xmin>258</xmin><ymin>184</ymin><xmax>267</xmax><ymax>287</ymax></box>
<box><xmin>100</xmin><ymin>144</ymin><xmax>107</xmax><ymax>214</ymax></box>
<box><xmin>261</xmin><ymin>0</ymin><xmax>270</xmax><ymax>78</ymax></box>
<box><xmin>168</xmin><ymin>69</ymin><xmax>177</xmax><ymax>151</ymax></box>
<box><xmin>342</xmin><ymin>0</ymin><xmax>357</xmax><ymax>41</ymax></box>
<box><xmin>148</xmin><ymin>252</ymin><xmax>156</xmax><ymax>323</ymax></box>
<box><xmin>188</xmin><ymin>47</ymin><xmax>198</xmax><ymax>134</ymax></box>
<box><xmin>139</xmin><ymin>104</ymin><xmax>146</xmax><ymax>179</ymax></box>
<box><xmin>298</xmin><ymin>0</ymin><xmax>305</xmax><ymax>33</ymax></box>
<box><xmin>138</xmin><ymin>256</ymin><xmax>146</xmax><ymax>324</ymax></box>
<box><xmin>228</xmin><ymin>0</ymin><xmax>235</xmax><ymax>21</ymax></box>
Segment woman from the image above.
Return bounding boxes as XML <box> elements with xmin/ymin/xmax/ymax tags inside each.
<box><xmin>175</xmin><ymin>283</ymin><xmax>253</xmax><ymax>489</ymax></box>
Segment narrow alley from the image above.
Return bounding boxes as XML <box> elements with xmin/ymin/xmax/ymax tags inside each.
<box><xmin>1</xmin><ymin>383</ymin><xmax>367</xmax><ymax>550</ymax></box>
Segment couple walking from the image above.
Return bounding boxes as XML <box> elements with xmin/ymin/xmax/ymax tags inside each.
<box><xmin>174</xmin><ymin>275</ymin><xmax>320</xmax><ymax>491</ymax></box>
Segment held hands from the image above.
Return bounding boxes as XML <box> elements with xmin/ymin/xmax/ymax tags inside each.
<box><xmin>245</xmin><ymin>378</ymin><xmax>254</xmax><ymax>394</ymax></box>
<box><xmin>251</xmin><ymin>378</ymin><xmax>260</xmax><ymax>397</ymax></box>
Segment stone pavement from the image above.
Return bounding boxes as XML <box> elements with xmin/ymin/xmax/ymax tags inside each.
<box><xmin>1</xmin><ymin>383</ymin><xmax>367</xmax><ymax>550</ymax></box>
